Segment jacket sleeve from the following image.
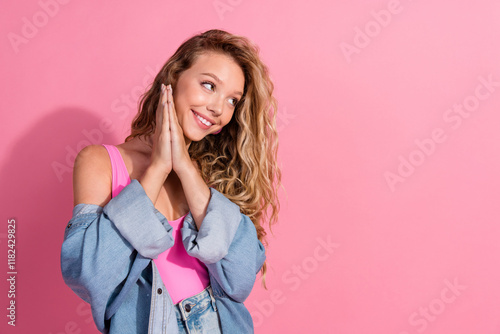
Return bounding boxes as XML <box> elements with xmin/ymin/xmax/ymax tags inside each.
<box><xmin>181</xmin><ymin>187</ymin><xmax>266</xmax><ymax>302</ymax></box>
<box><xmin>60</xmin><ymin>179</ymin><xmax>174</xmax><ymax>332</ymax></box>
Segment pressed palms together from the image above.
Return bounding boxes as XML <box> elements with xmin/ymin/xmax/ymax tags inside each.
<box><xmin>150</xmin><ymin>83</ymin><xmax>193</xmax><ymax>176</ymax></box>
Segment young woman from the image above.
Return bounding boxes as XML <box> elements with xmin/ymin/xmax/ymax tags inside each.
<box><xmin>61</xmin><ymin>29</ymin><xmax>281</xmax><ymax>334</ymax></box>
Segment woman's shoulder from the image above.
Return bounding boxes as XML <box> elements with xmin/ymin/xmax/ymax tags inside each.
<box><xmin>73</xmin><ymin>144</ymin><xmax>112</xmax><ymax>207</ymax></box>
<box><xmin>72</xmin><ymin>141</ymin><xmax>145</xmax><ymax>207</ymax></box>
<box><xmin>76</xmin><ymin>143</ymin><xmax>109</xmax><ymax>159</ymax></box>
<box><xmin>74</xmin><ymin>144</ymin><xmax>111</xmax><ymax>174</ymax></box>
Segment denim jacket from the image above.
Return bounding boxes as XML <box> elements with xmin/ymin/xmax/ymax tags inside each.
<box><xmin>60</xmin><ymin>179</ymin><xmax>266</xmax><ymax>334</ymax></box>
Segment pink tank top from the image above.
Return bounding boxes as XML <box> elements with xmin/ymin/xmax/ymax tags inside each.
<box><xmin>102</xmin><ymin>144</ymin><xmax>210</xmax><ymax>304</ymax></box>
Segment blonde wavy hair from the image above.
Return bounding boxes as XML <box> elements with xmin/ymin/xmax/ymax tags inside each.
<box><xmin>124</xmin><ymin>29</ymin><xmax>282</xmax><ymax>285</ymax></box>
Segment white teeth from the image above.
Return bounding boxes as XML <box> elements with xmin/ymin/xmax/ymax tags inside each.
<box><xmin>195</xmin><ymin>112</ymin><xmax>212</xmax><ymax>126</ymax></box>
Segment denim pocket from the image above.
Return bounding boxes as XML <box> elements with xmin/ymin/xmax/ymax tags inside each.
<box><xmin>175</xmin><ymin>287</ymin><xmax>222</xmax><ymax>334</ymax></box>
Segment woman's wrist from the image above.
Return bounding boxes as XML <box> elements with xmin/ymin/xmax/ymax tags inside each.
<box><xmin>147</xmin><ymin>161</ymin><xmax>171</xmax><ymax>179</ymax></box>
<box><xmin>138</xmin><ymin>163</ymin><xmax>170</xmax><ymax>205</ymax></box>
<box><xmin>174</xmin><ymin>160</ymin><xmax>198</xmax><ymax>180</ymax></box>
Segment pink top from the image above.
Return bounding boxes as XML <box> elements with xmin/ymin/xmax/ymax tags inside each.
<box><xmin>102</xmin><ymin>144</ymin><xmax>210</xmax><ymax>304</ymax></box>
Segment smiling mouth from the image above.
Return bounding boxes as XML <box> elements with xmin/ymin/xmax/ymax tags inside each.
<box><xmin>192</xmin><ymin>111</ymin><xmax>214</xmax><ymax>126</ymax></box>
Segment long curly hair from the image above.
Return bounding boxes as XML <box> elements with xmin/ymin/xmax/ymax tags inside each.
<box><xmin>124</xmin><ymin>29</ymin><xmax>282</xmax><ymax>285</ymax></box>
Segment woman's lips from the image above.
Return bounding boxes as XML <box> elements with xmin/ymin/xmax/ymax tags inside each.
<box><xmin>192</xmin><ymin>110</ymin><xmax>213</xmax><ymax>129</ymax></box>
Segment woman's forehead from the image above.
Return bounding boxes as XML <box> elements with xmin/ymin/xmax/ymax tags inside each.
<box><xmin>185</xmin><ymin>52</ymin><xmax>245</xmax><ymax>89</ymax></box>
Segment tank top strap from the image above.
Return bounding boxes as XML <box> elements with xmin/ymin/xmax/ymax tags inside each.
<box><xmin>102</xmin><ymin>144</ymin><xmax>131</xmax><ymax>198</ymax></box>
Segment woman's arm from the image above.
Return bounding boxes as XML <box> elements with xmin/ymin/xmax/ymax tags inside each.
<box><xmin>204</xmin><ymin>214</ymin><xmax>266</xmax><ymax>303</ymax></box>
<box><xmin>176</xmin><ymin>162</ymin><xmax>211</xmax><ymax>230</ymax></box>
<box><xmin>72</xmin><ymin>145</ymin><xmax>173</xmax><ymax>257</ymax></box>
<box><xmin>61</xmin><ymin>145</ymin><xmax>174</xmax><ymax>331</ymax></box>
<box><xmin>180</xmin><ymin>187</ymin><xmax>266</xmax><ymax>302</ymax></box>
<box><xmin>137</xmin><ymin>83</ymin><xmax>173</xmax><ymax>207</ymax></box>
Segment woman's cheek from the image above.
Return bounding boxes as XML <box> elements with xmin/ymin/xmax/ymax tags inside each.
<box><xmin>192</xmin><ymin>90</ymin><xmax>209</xmax><ymax>105</ymax></box>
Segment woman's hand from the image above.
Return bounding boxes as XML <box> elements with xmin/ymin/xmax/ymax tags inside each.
<box><xmin>150</xmin><ymin>84</ymin><xmax>192</xmax><ymax>171</ymax></box>
<box><xmin>165</xmin><ymin>84</ymin><xmax>193</xmax><ymax>175</ymax></box>
<box><xmin>165</xmin><ymin>84</ymin><xmax>213</xmax><ymax>229</ymax></box>
<box><xmin>140</xmin><ymin>84</ymin><xmax>193</xmax><ymax>205</ymax></box>
<box><xmin>138</xmin><ymin>84</ymin><xmax>180</xmax><ymax>205</ymax></box>
<box><xmin>149</xmin><ymin>83</ymin><xmax>173</xmax><ymax>174</ymax></box>
<box><xmin>148</xmin><ymin>84</ymin><xmax>211</xmax><ymax>228</ymax></box>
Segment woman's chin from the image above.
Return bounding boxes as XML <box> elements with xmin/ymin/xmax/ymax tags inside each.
<box><xmin>183</xmin><ymin>130</ymin><xmax>206</xmax><ymax>144</ymax></box>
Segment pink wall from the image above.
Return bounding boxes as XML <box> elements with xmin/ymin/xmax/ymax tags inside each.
<box><xmin>2</xmin><ymin>1</ymin><xmax>500</xmax><ymax>333</ymax></box>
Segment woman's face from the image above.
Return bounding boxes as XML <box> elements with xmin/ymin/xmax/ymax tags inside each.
<box><xmin>173</xmin><ymin>51</ymin><xmax>245</xmax><ymax>144</ymax></box>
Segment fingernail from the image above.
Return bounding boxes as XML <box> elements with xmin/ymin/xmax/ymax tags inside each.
<box><xmin>167</xmin><ymin>84</ymin><xmax>172</xmax><ymax>91</ymax></box>
<box><xmin>161</xmin><ymin>84</ymin><xmax>165</xmax><ymax>92</ymax></box>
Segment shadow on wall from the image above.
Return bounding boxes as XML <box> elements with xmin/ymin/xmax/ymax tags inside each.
<box><xmin>0</xmin><ymin>107</ymin><xmax>119</xmax><ymax>334</ymax></box>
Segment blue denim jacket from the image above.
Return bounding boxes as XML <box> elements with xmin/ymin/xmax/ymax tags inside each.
<box><xmin>60</xmin><ymin>179</ymin><xmax>265</xmax><ymax>334</ymax></box>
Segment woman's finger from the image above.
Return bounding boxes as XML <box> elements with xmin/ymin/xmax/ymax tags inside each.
<box><xmin>169</xmin><ymin>85</ymin><xmax>182</xmax><ymax>131</ymax></box>
<box><xmin>155</xmin><ymin>85</ymin><xmax>163</xmax><ymax>136</ymax></box>
<box><xmin>158</xmin><ymin>84</ymin><xmax>170</xmax><ymax>137</ymax></box>
<box><xmin>167</xmin><ymin>85</ymin><xmax>178</xmax><ymax>134</ymax></box>
<box><xmin>149</xmin><ymin>84</ymin><xmax>172</xmax><ymax>173</ymax></box>
<box><xmin>167</xmin><ymin>84</ymin><xmax>184</xmax><ymax>144</ymax></box>
<box><xmin>167</xmin><ymin>85</ymin><xmax>191</xmax><ymax>174</ymax></box>
<box><xmin>163</xmin><ymin>84</ymin><xmax>170</xmax><ymax>134</ymax></box>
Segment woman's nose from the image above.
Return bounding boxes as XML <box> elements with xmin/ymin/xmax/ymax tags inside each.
<box><xmin>207</xmin><ymin>95</ymin><xmax>224</xmax><ymax>115</ymax></box>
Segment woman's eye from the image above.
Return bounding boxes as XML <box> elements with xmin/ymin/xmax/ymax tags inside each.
<box><xmin>229</xmin><ymin>98</ymin><xmax>238</xmax><ymax>106</ymax></box>
<box><xmin>202</xmin><ymin>82</ymin><xmax>215</xmax><ymax>91</ymax></box>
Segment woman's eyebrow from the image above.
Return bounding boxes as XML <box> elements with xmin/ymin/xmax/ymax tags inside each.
<box><xmin>201</xmin><ymin>72</ymin><xmax>221</xmax><ymax>83</ymax></box>
<box><xmin>201</xmin><ymin>72</ymin><xmax>243</xmax><ymax>97</ymax></box>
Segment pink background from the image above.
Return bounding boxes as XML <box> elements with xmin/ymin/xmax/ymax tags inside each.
<box><xmin>2</xmin><ymin>1</ymin><xmax>500</xmax><ymax>333</ymax></box>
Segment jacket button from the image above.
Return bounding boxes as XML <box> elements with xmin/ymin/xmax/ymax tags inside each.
<box><xmin>67</xmin><ymin>223</ymin><xmax>72</xmax><ymax>228</ymax></box>
<box><xmin>157</xmin><ymin>288</ymin><xmax>162</xmax><ymax>295</ymax></box>
<box><xmin>185</xmin><ymin>304</ymin><xmax>191</xmax><ymax>312</ymax></box>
